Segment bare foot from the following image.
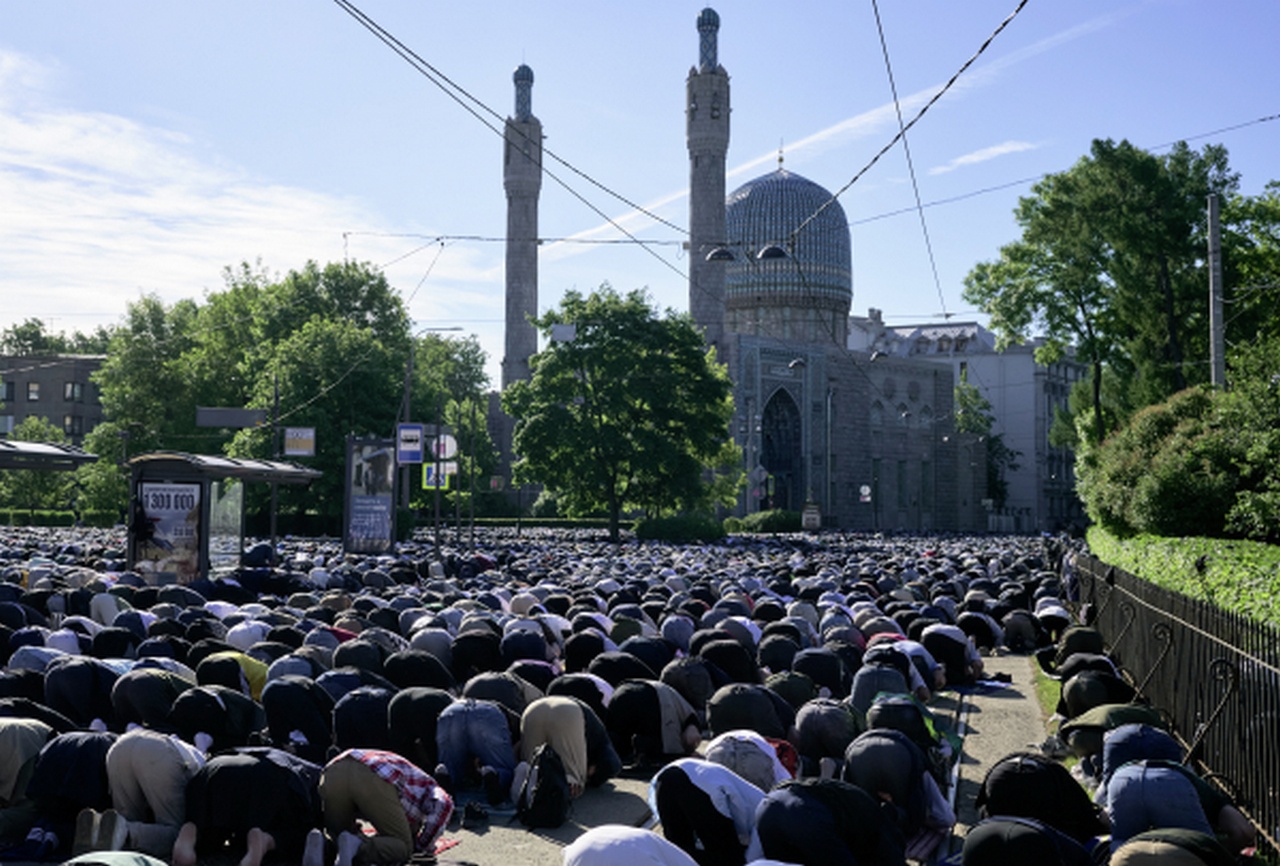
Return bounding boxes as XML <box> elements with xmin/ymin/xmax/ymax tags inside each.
<box><xmin>172</xmin><ymin>822</ymin><xmax>198</xmax><ymax>866</ymax></box>
<box><xmin>240</xmin><ymin>827</ymin><xmax>277</xmax><ymax>866</ymax></box>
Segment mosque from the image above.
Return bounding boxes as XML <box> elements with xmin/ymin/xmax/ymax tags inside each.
<box><xmin>495</xmin><ymin>8</ymin><xmax>991</xmax><ymax>533</ymax></box>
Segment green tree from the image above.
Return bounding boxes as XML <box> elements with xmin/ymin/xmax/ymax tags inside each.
<box><xmin>0</xmin><ymin>415</ymin><xmax>73</xmax><ymax>515</ymax></box>
<box><xmin>227</xmin><ymin>317</ymin><xmax>406</xmax><ymax>524</ymax></box>
<box><xmin>964</xmin><ymin>139</ymin><xmax>1238</xmax><ymax>446</ymax></box>
<box><xmin>0</xmin><ymin>317</ymin><xmax>113</xmax><ymax>355</ymax></box>
<box><xmin>1222</xmin><ymin>181</ymin><xmax>1280</xmax><ymax>343</ymax></box>
<box><xmin>1</xmin><ymin>318</ymin><xmax>69</xmax><ymax>355</ymax></box>
<box><xmin>91</xmin><ymin>261</ymin><xmax>454</xmax><ymax>526</ymax></box>
<box><xmin>953</xmin><ymin>372</ymin><xmax>1020</xmax><ymax>511</ymax></box>
<box><xmin>93</xmin><ymin>294</ymin><xmax>203</xmax><ymax>456</ymax></box>
<box><xmin>75</xmin><ymin>422</ymin><xmax>132</xmax><ymax>520</ymax></box>
<box><xmin>502</xmin><ymin>285</ymin><xmax>741</xmax><ymax>542</ymax></box>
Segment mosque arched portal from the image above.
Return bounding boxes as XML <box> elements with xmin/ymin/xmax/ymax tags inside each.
<box><xmin>760</xmin><ymin>389</ymin><xmax>802</xmax><ymax>512</ymax></box>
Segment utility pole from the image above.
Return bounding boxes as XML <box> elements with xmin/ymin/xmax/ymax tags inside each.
<box><xmin>1208</xmin><ymin>194</ymin><xmax>1226</xmax><ymax>389</ymax></box>
<box><xmin>270</xmin><ymin>371</ymin><xmax>279</xmax><ymax>553</ymax></box>
<box><xmin>400</xmin><ymin>341</ymin><xmax>414</xmax><ymax>509</ymax></box>
<box><xmin>433</xmin><ymin>390</ymin><xmax>443</xmax><ymax>561</ymax></box>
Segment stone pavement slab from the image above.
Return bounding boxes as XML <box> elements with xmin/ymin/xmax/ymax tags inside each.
<box><xmin>942</xmin><ymin>653</ymin><xmax>1051</xmax><ymax>859</ymax></box>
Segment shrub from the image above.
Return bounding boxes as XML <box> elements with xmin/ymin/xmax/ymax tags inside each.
<box><xmin>739</xmin><ymin>509</ymin><xmax>802</xmax><ymax>533</ymax></box>
<box><xmin>633</xmin><ymin>513</ymin><xmax>726</xmax><ymax>542</ymax></box>
<box><xmin>1079</xmin><ymin>388</ymin><xmax>1241</xmax><ymax>537</ymax></box>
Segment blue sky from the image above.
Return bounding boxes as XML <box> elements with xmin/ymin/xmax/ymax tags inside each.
<box><xmin>2</xmin><ymin>0</ymin><xmax>1276</xmax><ymax>387</ymax></box>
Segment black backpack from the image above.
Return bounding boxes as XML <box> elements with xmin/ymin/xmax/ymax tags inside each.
<box><xmin>516</xmin><ymin>743</ymin><xmax>572</xmax><ymax>828</ymax></box>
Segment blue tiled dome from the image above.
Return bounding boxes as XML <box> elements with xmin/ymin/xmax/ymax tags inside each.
<box><xmin>513</xmin><ymin>64</ymin><xmax>534</xmax><ymax>84</ymax></box>
<box><xmin>724</xmin><ymin>168</ymin><xmax>852</xmax><ymax>314</ymax></box>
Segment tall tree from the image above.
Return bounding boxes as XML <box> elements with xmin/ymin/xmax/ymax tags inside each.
<box><xmin>93</xmin><ymin>294</ymin><xmax>203</xmax><ymax>455</ymax></box>
<box><xmin>227</xmin><ymin>316</ymin><xmax>406</xmax><ymax>522</ymax></box>
<box><xmin>963</xmin><ymin>139</ymin><xmax>1239</xmax><ymax>445</ymax></box>
<box><xmin>0</xmin><ymin>318</ymin><xmax>110</xmax><ymax>355</ymax></box>
<box><xmin>1222</xmin><ymin>181</ymin><xmax>1280</xmax><ymax>344</ymax></box>
<box><xmin>502</xmin><ymin>285</ymin><xmax>741</xmax><ymax>542</ymax></box>
<box><xmin>953</xmin><ymin>372</ymin><xmax>1020</xmax><ymax>511</ymax></box>
<box><xmin>0</xmin><ymin>416</ymin><xmax>73</xmax><ymax>515</ymax></box>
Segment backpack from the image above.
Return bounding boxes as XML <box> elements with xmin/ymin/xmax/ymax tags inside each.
<box><xmin>516</xmin><ymin>743</ymin><xmax>572</xmax><ymax>828</ymax></box>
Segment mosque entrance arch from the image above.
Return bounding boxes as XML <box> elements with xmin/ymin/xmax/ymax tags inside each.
<box><xmin>760</xmin><ymin>388</ymin><xmax>802</xmax><ymax>512</ymax></box>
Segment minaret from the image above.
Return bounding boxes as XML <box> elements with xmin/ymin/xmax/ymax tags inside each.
<box><xmin>503</xmin><ymin>64</ymin><xmax>542</xmax><ymax>389</ymax></box>
<box><xmin>687</xmin><ymin>8</ymin><xmax>730</xmax><ymax>357</ymax></box>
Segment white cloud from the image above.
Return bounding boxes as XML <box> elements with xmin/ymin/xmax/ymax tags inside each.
<box><xmin>929</xmin><ymin>140</ymin><xmax>1039</xmax><ymax>175</ymax></box>
<box><xmin>0</xmin><ymin>49</ymin><xmax>492</xmax><ymax>335</ymax></box>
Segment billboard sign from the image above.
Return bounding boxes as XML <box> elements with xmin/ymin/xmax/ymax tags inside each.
<box><xmin>135</xmin><ymin>482</ymin><xmax>202</xmax><ymax>583</ymax></box>
<box><xmin>344</xmin><ymin>437</ymin><xmax>396</xmax><ymax>554</ymax></box>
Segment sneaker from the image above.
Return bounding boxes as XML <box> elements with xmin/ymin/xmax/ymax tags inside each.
<box><xmin>335</xmin><ymin>830</ymin><xmax>362</xmax><ymax>866</ymax></box>
<box><xmin>73</xmin><ymin>809</ymin><xmax>99</xmax><ymax>856</ymax></box>
<box><xmin>462</xmin><ymin>801</ymin><xmax>489</xmax><ymax>829</ymax></box>
<box><xmin>480</xmin><ymin>765</ymin><xmax>504</xmax><ymax>806</ymax></box>
<box><xmin>98</xmin><ymin>809</ymin><xmax>129</xmax><ymax>851</ymax></box>
<box><xmin>302</xmin><ymin>827</ymin><xmax>325</xmax><ymax>866</ymax></box>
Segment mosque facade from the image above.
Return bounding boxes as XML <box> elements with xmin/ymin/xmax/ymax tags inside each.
<box><xmin>685</xmin><ymin>10</ymin><xmax>983</xmax><ymax>532</ymax></box>
<box><xmin>498</xmin><ymin>8</ymin><xmax>989</xmax><ymax>532</ymax></box>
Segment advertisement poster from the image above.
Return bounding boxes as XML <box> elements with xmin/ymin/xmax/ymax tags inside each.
<box><xmin>134</xmin><ymin>481</ymin><xmax>202</xmax><ymax>583</ymax></box>
<box><xmin>345</xmin><ymin>437</ymin><xmax>396</xmax><ymax>554</ymax></box>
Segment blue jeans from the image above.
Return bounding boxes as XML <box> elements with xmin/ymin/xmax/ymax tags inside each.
<box><xmin>1106</xmin><ymin>762</ymin><xmax>1213</xmax><ymax>853</ymax></box>
<box><xmin>435</xmin><ymin>699</ymin><xmax>516</xmax><ymax>790</ymax></box>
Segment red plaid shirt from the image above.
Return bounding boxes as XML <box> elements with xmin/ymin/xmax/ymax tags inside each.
<box><xmin>340</xmin><ymin>749</ymin><xmax>454</xmax><ymax>852</ymax></box>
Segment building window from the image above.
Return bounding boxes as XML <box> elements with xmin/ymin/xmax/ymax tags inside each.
<box><xmin>64</xmin><ymin>382</ymin><xmax>85</xmax><ymax>402</ymax></box>
<box><xmin>64</xmin><ymin>415</ymin><xmax>84</xmax><ymax>436</ymax></box>
<box><xmin>1</xmin><ymin>381</ymin><xmax>14</xmax><ymax>404</ymax></box>
<box><xmin>0</xmin><ymin>415</ymin><xmax>13</xmax><ymax>435</ymax></box>
<box><xmin>26</xmin><ymin>382</ymin><xmax>39</xmax><ymax>402</ymax></box>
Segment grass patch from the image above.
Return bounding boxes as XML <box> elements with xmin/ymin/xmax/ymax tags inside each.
<box><xmin>1030</xmin><ymin>661</ymin><xmax>1080</xmax><ymax>772</ymax></box>
<box><xmin>1086</xmin><ymin>525</ymin><xmax>1280</xmax><ymax>626</ymax></box>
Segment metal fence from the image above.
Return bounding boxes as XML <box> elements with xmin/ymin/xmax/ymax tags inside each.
<box><xmin>1075</xmin><ymin>554</ymin><xmax>1280</xmax><ymax>857</ymax></box>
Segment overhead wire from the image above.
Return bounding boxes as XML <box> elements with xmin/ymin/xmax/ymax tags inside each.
<box><xmin>787</xmin><ymin>0</ymin><xmax>1031</xmax><ymax>247</ymax></box>
<box><xmin>870</xmin><ymin>0</ymin><xmax>949</xmax><ymax>320</ymax></box>
<box><xmin>331</xmin><ymin>0</ymin><xmax>690</xmax><ymax>294</ymax></box>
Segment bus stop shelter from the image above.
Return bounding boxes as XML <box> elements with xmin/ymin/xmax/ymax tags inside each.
<box><xmin>128</xmin><ymin>451</ymin><xmax>321</xmax><ymax>584</ymax></box>
<box><xmin>0</xmin><ymin>440</ymin><xmax>96</xmax><ymax>471</ymax></box>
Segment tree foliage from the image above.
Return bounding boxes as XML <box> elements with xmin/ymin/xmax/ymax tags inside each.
<box><xmin>90</xmin><ymin>260</ymin><xmax>490</xmax><ymax>526</ymax></box>
<box><xmin>502</xmin><ymin>285</ymin><xmax>741</xmax><ymax>542</ymax></box>
<box><xmin>0</xmin><ymin>318</ymin><xmax>113</xmax><ymax>355</ymax></box>
<box><xmin>963</xmin><ymin>139</ymin><xmax>1239</xmax><ymax>445</ymax></box>
<box><xmin>0</xmin><ymin>416</ymin><xmax>73</xmax><ymax>515</ymax></box>
<box><xmin>953</xmin><ymin>372</ymin><xmax>1020</xmax><ymax>511</ymax></box>
<box><xmin>1076</xmin><ymin>334</ymin><xmax>1280</xmax><ymax>542</ymax></box>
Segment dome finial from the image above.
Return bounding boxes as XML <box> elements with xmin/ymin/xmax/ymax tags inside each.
<box><xmin>697</xmin><ymin>8</ymin><xmax>720</xmax><ymax>73</ymax></box>
<box><xmin>513</xmin><ymin>64</ymin><xmax>534</xmax><ymax>121</ymax></box>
